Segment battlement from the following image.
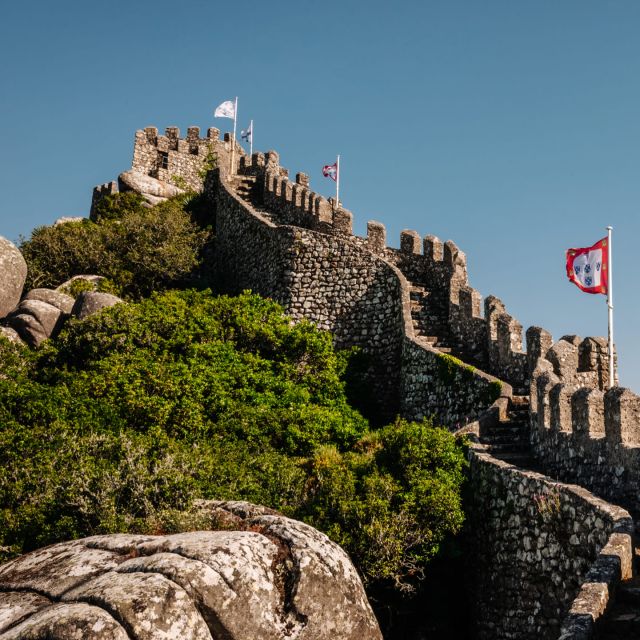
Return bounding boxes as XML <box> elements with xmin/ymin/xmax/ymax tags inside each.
<box><xmin>132</xmin><ymin>125</ymin><xmax>240</xmax><ymax>191</ymax></box>
<box><xmin>533</xmin><ymin>368</ymin><xmax>639</xmax><ymax>447</ymax></box>
<box><xmin>235</xmin><ymin>150</ymin><xmax>536</xmax><ymax>390</ymax></box>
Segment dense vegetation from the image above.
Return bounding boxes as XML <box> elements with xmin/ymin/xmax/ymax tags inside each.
<box><xmin>20</xmin><ymin>192</ymin><xmax>210</xmax><ymax>298</ymax></box>
<box><xmin>2</xmin><ymin>191</ymin><xmax>468</xmax><ymax>600</ymax></box>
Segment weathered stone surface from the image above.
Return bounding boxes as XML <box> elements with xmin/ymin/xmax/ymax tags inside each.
<box><xmin>0</xmin><ymin>593</ymin><xmax>51</xmax><ymax>634</ymax></box>
<box><xmin>71</xmin><ymin>292</ymin><xmax>123</xmax><ymax>320</ymax></box>
<box><xmin>0</xmin><ymin>503</ymin><xmax>381</xmax><ymax>640</ymax></box>
<box><xmin>6</xmin><ymin>300</ymin><xmax>65</xmax><ymax>347</ymax></box>
<box><xmin>0</xmin><ymin>603</ymin><xmax>130</xmax><ymax>639</ymax></box>
<box><xmin>118</xmin><ymin>170</ymin><xmax>184</xmax><ymax>202</ymax></box>
<box><xmin>24</xmin><ymin>289</ymin><xmax>74</xmax><ymax>314</ymax></box>
<box><xmin>63</xmin><ymin>571</ymin><xmax>213</xmax><ymax>640</ymax></box>
<box><xmin>0</xmin><ymin>237</ymin><xmax>27</xmax><ymax>319</ymax></box>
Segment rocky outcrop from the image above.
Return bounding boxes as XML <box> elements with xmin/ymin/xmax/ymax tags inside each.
<box><xmin>0</xmin><ymin>501</ymin><xmax>382</xmax><ymax>640</ymax></box>
<box><xmin>6</xmin><ymin>300</ymin><xmax>66</xmax><ymax>347</ymax></box>
<box><xmin>0</xmin><ymin>237</ymin><xmax>27</xmax><ymax>319</ymax></box>
<box><xmin>71</xmin><ymin>292</ymin><xmax>123</xmax><ymax>320</ymax></box>
<box><xmin>24</xmin><ymin>289</ymin><xmax>75</xmax><ymax>314</ymax></box>
<box><xmin>118</xmin><ymin>170</ymin><xmax>184</xmax><ymax>206</ymax></box>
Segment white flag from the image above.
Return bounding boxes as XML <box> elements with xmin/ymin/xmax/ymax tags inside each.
<box><xmin>214</xmin><ymin>100</ymin><xmax>236</xmax><ymax>119</ymax></box>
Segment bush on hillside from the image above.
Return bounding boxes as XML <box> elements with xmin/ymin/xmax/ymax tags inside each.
<box><xmin>0</xmin><ymin>290</ymin><xmax>466</xmax><ymax>594</ymax></box>
<box><xmin>20</xmin><ymin>194</ymin><xmax>210</xmax><ymax>298</ymax></box>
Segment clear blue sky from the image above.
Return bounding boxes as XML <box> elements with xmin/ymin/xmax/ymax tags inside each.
<box><xmin>2</xmin><ymin>1</ymin><xmax>640</xmax><ymax>389</ymax></box>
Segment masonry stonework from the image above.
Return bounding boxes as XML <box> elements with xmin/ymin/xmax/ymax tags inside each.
<box><xmin>91</xmin><ymin>126</ymin><xmax>636</xmax><ymax>640</ymax></box>
<box><xmin>469</xmin><ymin>447</ymin><xmax>632</xmax><ymax>640</ymax></box>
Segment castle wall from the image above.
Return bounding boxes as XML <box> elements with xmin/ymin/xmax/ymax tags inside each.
<box><xmin>207</xmin><ymin>166</ymin><xmax>503</xmax><ymax>426</ymax></box>
<box><xmin>529</xmin><ymin>336</ymin><xmax>640</xmax><ymax>516</ymax></box>
<box><xmin>469</xmin><ymin>448</ymin><xmax>632</xmax><ymax>640</ymax></box>
<box><xmin>401</xmin><ymin>342</ymin><xmax>502</xmax><ymax>426</ymax></box>
<box><xmin>131</xmin><ymin>126</ymin><xmax>241</xmax><ymax>191</ymax></box>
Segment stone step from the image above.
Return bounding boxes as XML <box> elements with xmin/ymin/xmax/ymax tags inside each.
<box><xmin>482</xmin><ymin>429</ymin><xmax>527</xmax><ymax>440</ymax></box>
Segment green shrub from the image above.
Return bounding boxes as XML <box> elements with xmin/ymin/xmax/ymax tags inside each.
<box><xmin>300</xmin><ymin>419</ymin><xmax>466</xmax><ymax>591</ymax></box>
<box><xmin>20</xmin><ymin>195</ymin><xmax>210</xmax><ymax>298</ymax></box>
<box><xmin>91</xmin><ymin>191</ymin><xmax>146</xmax><ymax>222</ymax></box>
<box><xmin>0</xmin><ymin>290</ymin><xmax>466</xmax><ymax>595</ymax></box>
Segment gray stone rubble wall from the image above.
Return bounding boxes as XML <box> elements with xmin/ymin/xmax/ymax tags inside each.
<box><xmin>469</xmin><ymin>447</ymin><xmax>633</xmax><ymax>640</ymax></box>
<box><xmin>530</xmin><ymin>334</ymin><xmax>640</xmax><ymax>516</ymax></box>
<box><xmin>207</xmin><ymin>164</ymin><xmax>504</xmax><ymax>425</ymax></box>
<box><xmin>241</xmin><ymin>151</ymin><xmax>532</xmax><ymax>390</ymax></box>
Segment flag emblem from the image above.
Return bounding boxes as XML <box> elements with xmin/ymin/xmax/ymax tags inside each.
<box><xmin>566</xmin><ymin>237</ymin><xmax>608</xmax><ymax>295</ymax></box>
<box><xmin>214</xmin><ymin>100</ymin><xmax>236</xmax><ymax>119</ymax></box>
<box><xmin>322</xmin><ymin>163</ymin><xmax>337</xmax><ymax>181</ymax></box>
<box><xmin>241</xmin><ymin>123</ymin><xmax>252</xmax><ymax>142</ymax></box>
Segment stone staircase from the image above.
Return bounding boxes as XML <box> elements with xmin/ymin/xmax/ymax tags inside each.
<box><xmin>409</xmin><ymin>284</ymin><xmax>454</xmax><ymax>354</ymax></box>
<box><xmin>230</xmin><ymin>175</ymin><xmax>276</xmax><ymax>223</ymax></box>
<box><xmin>479</xmin><ymin>395</ymin><xmax>536</xmax><ymax>468</ymax></box>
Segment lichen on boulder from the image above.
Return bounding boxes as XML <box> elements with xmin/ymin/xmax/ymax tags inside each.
<box><xmin>0</xmin><ymin>501</ymin><xmax>382</xmax><ymax>640</ymax></box>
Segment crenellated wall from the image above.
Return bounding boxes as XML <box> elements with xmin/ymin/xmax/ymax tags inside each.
<box><xmin>529</xmin><ymin>334</ymin><xmax>640</xmax><ymax>516</ymax></box>
<box><xmin>233</xmin><ymin>151</ymin><xmax>532</xmax><ymax>393</ymax></box>
<box><xmin>131</xmin><ymin>126</ymin><xmax>241</xmax><ymax>191</ymax></box>
<box><xmin>206</xmin><ymin>161</ymin><xmax>506</xmax><ymax>426</ymax></box>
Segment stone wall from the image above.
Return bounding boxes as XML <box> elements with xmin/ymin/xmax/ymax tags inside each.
<box><xmin>207</xmin><ymin>167</ymin><xmax>504</xmax><ymax>425</ymax></box>
<box><xmin>529</xmin><ymin>335</ymin><xmax>640</xmax><ymax>516</ymax></box>
<box><xmin>469</xmin><ymin>447</ymin><xmax>633</xmax><ymax>640</ymax></box>
<box><xmin>401</xmin><ymin>340</ymin><xmax>503</xmax><ymax>426</ymax></box>
<box><xmin>131</xmin><ymin>126</ymin><xmax>241</xmax><ymax>191</ymax></box>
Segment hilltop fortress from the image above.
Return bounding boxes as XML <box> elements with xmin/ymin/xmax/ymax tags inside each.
<box><xmin>91</xmin><ymin>126</ymin><xmax>640</xmax><ymax>639</ymax></box>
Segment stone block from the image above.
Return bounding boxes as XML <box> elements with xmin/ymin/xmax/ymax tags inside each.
<box><xmin>605</xmin><ymin>387</ymin><xmax>640</xmax><ymax>446</ymax></box>
<box><xmin>400</xmin><ymin>230</ymin><xmax>421</xmax><ymax>254</ymax></box>
<box><xmin>424</xmin><ymin>235</ymin><xmax>443</xmax><ymax>261</ymax></box>
<box><xmin>367</xmin><ymin>221</ymin><xmax>386</xmax><ymax>254</ymax></box>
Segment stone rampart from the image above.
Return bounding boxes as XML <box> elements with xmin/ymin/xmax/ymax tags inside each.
<box><xmin>469</xmin><ymin>447</ymin><xmax>633</xmax><ymax>640</ymax></box>
<box><xmin>529</xmin><ymin>335</ymin><xmax>640</xmax><ymax>515</ymax></box>
<box><xmin>235</xmin><ymin>151</ymin><xmax>532</xmax><ymax>393</ymax></box>
<box><xmin>207</xmin><ymin>166</ymin><xmax>504</xmax><ymax>425</ymax></box>
<box><xmin>131</xmin><ymin>126</ymin><xmax>241</xmax><ymax>191</ymax></box>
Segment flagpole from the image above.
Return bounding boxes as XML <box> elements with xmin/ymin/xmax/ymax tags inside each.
<box><xmin>230</xmin><ymin>96</ymin><xmax>238</xmax><ymax>175</ymax></box>
<box><xmin>336</xmin><ymin>154</ymin><xmax>340</xmax><ymax>209</ymax></box>
<box><xmin>607</xmin><ymin>225</ymin><xmax>615</xmax><ymax>388</ymax></box>
<box><xmin>250</xmin><ymin>119</ymin><xmax>253</xmax><ymax>156</ymax></box>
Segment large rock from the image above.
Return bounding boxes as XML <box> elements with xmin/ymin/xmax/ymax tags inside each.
<box><xmin>118</xmin><ymin>170</ymin><xmax>184</xmax><ymax>202</ymax></box>
<box><xmin>7</xmin><ymin>300</ymin><xmax>66</xmax><ymax>347</ymax></box>
<box><xmin>0</xmin><ymin>237</ymin><xmax>27</xmax><ymax>319</ymax></box>
<box><xmin>71</xmin><ymin>292</ymin><xmax>123</xmax><ymax>320</ymax></box>
<box><xmin>24</xmin><ymin>289</ymin><xmax>75</xmax><ymax>314</ymax></box>
<box><xmin>0</xmin><ymin>501</ymin><xmax>382</xmax><ymax>640</ymax></box>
